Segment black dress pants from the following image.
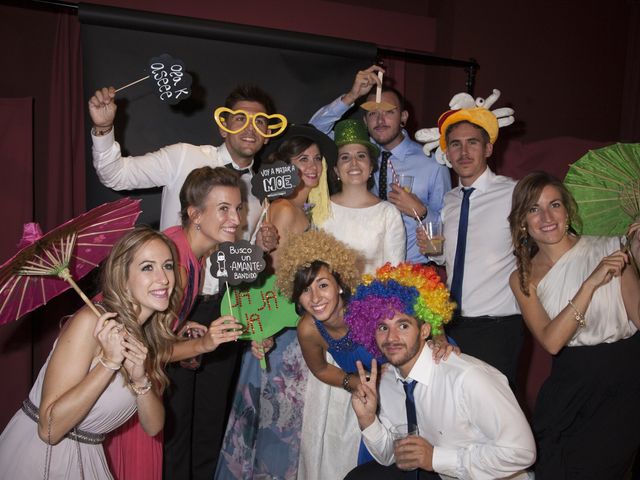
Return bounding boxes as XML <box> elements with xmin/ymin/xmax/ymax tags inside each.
<box><xmin>344</xmin><ymin>461</ymin><xmax>440</xmax><ymax>479</ymax></box>
<box><xmin>163</xmin><ymin>294</ymin><xmax>242</xmax><ymax>480</ymax></box>
<box><xmin>445</xmin><ymin>314</ymin><xmax>524</xmax><ymax>391</ymax></box>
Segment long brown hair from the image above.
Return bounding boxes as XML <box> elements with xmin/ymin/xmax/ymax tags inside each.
<box><xmin>100</xmin><ymin>226</ymin><xmax>182</xmax><ymax>392</ymax></box>
<box><xmin>508</xmin><ymin>171</ymin><xmax>581</xmax><ymax>296</ymax></box>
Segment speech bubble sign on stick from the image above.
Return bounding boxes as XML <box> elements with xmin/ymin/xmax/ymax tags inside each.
<box><xmin>147</xmin><ymin>54</ymin><xmax>192</xmax><ymax>105</ymax></box>
<box><xmin>220</xmin><ymin>274</ymin><xmax>299</xmax><ymax>342</ymax></box>
<box><xmin>210</xmin><ymin>240</ymin><xmax>267</xmax><ymax>286</ymax></box>
<box><xmin>251</xmin><ymin>160</ymin><xmax>300</xmax><ymax>203</ymax></box>
<box><xmin>115</xmin><ymin>54</ymin><xmax>193</xmax><ymax>105</ymax></box>
<box><xmin>360</xmin><ymin>70</ymin><xmax>395</xmax><ymax>112</ymax></box>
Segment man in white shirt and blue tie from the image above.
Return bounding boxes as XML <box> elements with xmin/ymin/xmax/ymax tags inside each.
<box><xmin>419</xmin><ymin>107</ymin><xmax>523</xmax><ymax>390</ymax></box>
<box><xmin>344</xmin><ymin>280</ymin><xmax>535</xmax><ymax>479</ymax></box>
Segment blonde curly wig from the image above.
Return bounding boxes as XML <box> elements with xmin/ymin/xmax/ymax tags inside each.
<box><xmin>275</xmin><ymin>229</ymin><xmax>364</xmax><ymax>299</ymax></box>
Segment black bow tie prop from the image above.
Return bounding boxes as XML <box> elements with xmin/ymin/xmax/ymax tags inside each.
<box><xmin>115</xmin><ymin>53</ymin><xmax>192</xmax><ymax>105</ymax></box>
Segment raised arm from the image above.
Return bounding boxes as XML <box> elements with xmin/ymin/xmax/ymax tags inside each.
<box><xmin>620</xmin><ymin>250</ymin><xmax>640</xmax><ymax>329</ymax></box>
<box><xmin>120</xmin><ymin>332</ymin><xmax>165</xmax><ymax>436</ymax></box>
<box><xmin>509</xmin><ymin>249</ymin><xmax>629</xmax><ymax>355</ymax></box>
<box><xmin>38</xmin><ymin>309</ymin><xmax>124</xmax><ymax>444</ymax></box>
<box><xmin>351</xmin><ymin>359</ymin><xmax>396</xmax><ymax>464</ymax></box>
<box><xmin>309</xmin><ymin>65</ymin><xmax>383</xmax><ymax>134</ymax></box>
<box><xmin>87</xmin><ymin>86</ymin><xmax>182</xmax><ymax>191</ymax></box>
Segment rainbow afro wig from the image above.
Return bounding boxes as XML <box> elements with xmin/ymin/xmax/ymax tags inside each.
<box><xmin>345</xmin><ymin>262</ymin><xmax>455</xmax><ymax>358</ymax></box>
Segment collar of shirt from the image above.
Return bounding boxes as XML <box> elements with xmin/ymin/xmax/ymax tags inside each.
<box><xmin>390</xmin><ymin>344</ymin><xmax>434</xmax><ymax>387</ymax></box>
<box><xmin>217</xmin><ymin>143</ymin><xmax>254</xmax><ymax>175</ymax></box>
<box><xmin>373</xmin><ymin>130</ymin><xmax>412</xmax><ymax>161</ymax></box>
<box><xmin>455</xmin><ymin>166</ymin><xmax>495</xmax><ymax>196</ymax></box>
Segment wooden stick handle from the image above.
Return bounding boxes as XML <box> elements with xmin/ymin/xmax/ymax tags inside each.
<box><xmin>64</xmin><ymin>276</ymin><xmax>102</xmax><ymax>318</ymax></box>
<box><xmin>115</xmin><ymin>75</ymin><xmax>150</xmax><ymax>93</ymax></box>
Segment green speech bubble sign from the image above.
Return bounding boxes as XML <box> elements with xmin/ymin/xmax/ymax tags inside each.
<box><xmin>220</xmin><ymin>274</ymin><xmax>299</xmax><ymax>343</ymax></box>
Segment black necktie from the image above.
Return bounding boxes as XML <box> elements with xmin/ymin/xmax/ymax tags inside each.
<box><xmin>224</xmin><ymin>162</ymin><xmax>250</xmax><ymax>176</ymax></box>
<box><xmin>378</xmin><ymin>151</ymin><xmax>392</xmax><ymax>200</ymax></box>
<box><xmin>450</xmin><ymin>187</ymin><xmax>475</xmax><ymax>313</ymax></box>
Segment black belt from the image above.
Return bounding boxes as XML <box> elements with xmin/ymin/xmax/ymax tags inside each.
<box><xmin>21</xmin><ymin>399</ymin><xmax>106</xmax><ymax>445</ymax></box>
<box><xmin>450</xmin><ymin>314</ymin><xmax>522</xmax><ymax>325</ymax></box>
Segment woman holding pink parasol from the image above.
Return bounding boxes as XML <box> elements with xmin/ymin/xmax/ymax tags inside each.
<box><xmin>508</xmin><ymin>172</ymin><xmax>640</xmax><ymax>478</ymax></box>
<box><xmin>0</xmin><ymin>226</ymin><xmax>181</xmax><ymax>479</ymax></box>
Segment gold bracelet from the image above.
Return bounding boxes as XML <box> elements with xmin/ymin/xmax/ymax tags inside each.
<box><xmin>97</xmin><ymin>356</ymin><xmax>121</xmax><ymax>371</ymax></box>
<box><xmin>91</xmin><ymin>125</ymin><xmax>113</xmax><ymax>137</ymax></box>
<box><xmin>129</xmin><ymin>377</ymin><xmax>152</xmax><ymax>396</ymax></box>
<box><xmin>567</xmin><ymin>299</ymin><xmax>586</xmax><ymax>328</ymax></box>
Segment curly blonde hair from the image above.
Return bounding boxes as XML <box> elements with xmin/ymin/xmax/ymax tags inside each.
<box><xmin>275</xmin><ymin>230</ymin><xmax>364</xmax><ymax>301</ymax></box>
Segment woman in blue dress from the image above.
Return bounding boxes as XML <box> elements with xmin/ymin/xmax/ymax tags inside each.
<box><xmin>275</xmin><ymin>229</ymin><xmax>379</xmax><ymax>479</ymax></box>
<box><xmin>214</xmin><ymin>126</ymin><xmax>336</xmax><ymax>480</ymax></box>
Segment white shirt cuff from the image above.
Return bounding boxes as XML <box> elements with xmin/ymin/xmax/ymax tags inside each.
<box><xmin>91</xmin><ymin>129</ymin><xmax>115</xmax><ymax>152</ymax></box>
<box><xmin>361</xmin><ymin>417</ymin><xmax>385</xmax><ymax>443</ymax></box>
<box><xmin>432</xmin><ymin>446</ymin><xmax>459</xmax><ymax>476</ymax></box>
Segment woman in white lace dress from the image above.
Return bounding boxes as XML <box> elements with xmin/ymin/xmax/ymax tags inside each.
<box><xmin>320</xmin><ymin>119</ymin><xmax>405</xmax><ymax>274</ymax></box>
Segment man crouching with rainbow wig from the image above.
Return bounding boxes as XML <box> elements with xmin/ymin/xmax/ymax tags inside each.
<box><xmin>344</xmin><ymin>263</ymin><xmax>536</xmax><ymax>480</ymax></box>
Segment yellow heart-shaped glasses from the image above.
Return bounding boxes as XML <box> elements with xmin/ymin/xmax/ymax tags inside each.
<box><xmin>214</xmin><ymin>107</ymin><xmax>288</xmax><ymax>138</ymax></box>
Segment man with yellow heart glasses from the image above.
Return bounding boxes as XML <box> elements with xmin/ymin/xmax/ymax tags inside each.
<box><xmin>214</xmin><ymin>107</ymin><xmax>287</xmax><ymax>138</ymax></box>
<box><xmin>89</xmin><ymin>84</ymin><xmax>285</xmax><ymax>237</ymax></box>
<box><xmin>87</xmin><ymin>83</ymin><xmax>283</xmax><ymax>479</ymax></box>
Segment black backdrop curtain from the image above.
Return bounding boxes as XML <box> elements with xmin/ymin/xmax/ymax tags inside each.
<box><xmin>79</xmin><ymin>3</ymin><xmax>375</xmax><ymax>226</ymax></box>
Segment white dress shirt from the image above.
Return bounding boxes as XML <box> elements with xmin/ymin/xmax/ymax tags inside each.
<box><xmin>440</xmin><ymin>167</ymin><xmax>519</xmax><ymax>317</ymax></box>
<box><xmin>92</xmin><ymin>131</ymin><xmax>262</xmax><ymax>294</ymax></box>
<box><xmin>362</xmin><ymin>346</ymin><xmax>536</xmax><ymax>479</ymax></box>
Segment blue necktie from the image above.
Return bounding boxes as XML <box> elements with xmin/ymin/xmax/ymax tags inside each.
<box><xmin>450</xmin><ymin>187</ymin><xmax>475</xmax><ymax>313</ymax></box>
<box><xmin>403</xmin><ymin>380</ymin><xmax>417</xmax><ymax>428</ymax></box>
<box><xmin>378</xmin><ymin>151</ymin><xmax>392</xmax><ymax>200</ymax></box>
<box><xmin>402</xmin><ymin>380</ymin><xmax>418</xmax><ymax>479</ymax></box>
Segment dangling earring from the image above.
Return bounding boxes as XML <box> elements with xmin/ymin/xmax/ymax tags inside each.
<box><xmin>337</xmin><ymin>175</ymin><xmax>341</xmax><ymax>181</ymax></box>
<box><xmin>520</xmin><ymin>225</ymin><xmax>529</xmax><ymax>246</ymax></box>
<box><xmin>195</xmin><ymin>223</ymin><xmax>201</xmax><ymax>231</ymax></box>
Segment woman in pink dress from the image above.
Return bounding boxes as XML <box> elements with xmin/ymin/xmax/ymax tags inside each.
<box><xmin>105</xmin><ymin>167</ymin><xmax>271</xmax><ymax>480</ymax></box>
